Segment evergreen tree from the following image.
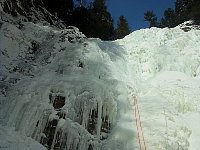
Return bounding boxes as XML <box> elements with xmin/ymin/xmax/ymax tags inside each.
<box><xmin>92</xmin><ymin>0</ymin><xmax>107</xmax><ymax>11</ymax></box>
<box><xmin>190</xmin><ymin>0</ymin><xmax>200</xmax><ymax>23</ymax></box>
<box><xmin>71</xmin><ymin>0</ymin><xmax>114</xmax><ymax>40</ymax></box>
<box><xmin>160</xmin><ymin>8</ymin><xmax>177</xmax><ymax>27</ymax></box>
<box><xmin>144</xmin><ymin>0</ymin><xmax>199</xmax><ymax>28</ymax></box>
<box><xmin>89</xmin><ymin>0</ymin><xmax>114</xmax><ymax>40</ymax></box>
<box><xmin>75</xmin><ymin>0</ymin><xmax>91</xmax><ymax>7</ymax></box>
<box><xmin>175</xmin><ymin>0</ymin><xmax>192</xmax><ymax>23</ymax></box>
<box><xmin>72</xmin><ymin>6</ymin><xmax>91</xmax><ymax>36</ymax></box>
<box><xmin>158</xmin><ymin>0</ymin><xmax>192</xmax><ymax>28</ymax></box>
<box><xmin>115</xmin><ymin>16</ymin><xmax>131</xmax><ymax>39</ymax></box>
<box><xmin>34</xmin><ymin>0</ymin><xmax>116</xmax><ymax>40</ymax></box>
<box><xmin>144</xmin><ymin>11</ymin><xmax>158</xmax><ymax>27</ymax></box>
<box><xmin>42</xmin><ymin>0</ymin><xmax>74</xmax><ymax>23</ymax></box>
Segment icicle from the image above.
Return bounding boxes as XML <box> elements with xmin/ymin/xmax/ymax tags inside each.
<box><xmin>96</xmin><ymin>100</ymin><xmax>102</xmax><ymax>138</ymax></box>
<box><xmin>51</xmin><ymin>125</ymin><xmax>59</xmax><ymax>150</ymax></box>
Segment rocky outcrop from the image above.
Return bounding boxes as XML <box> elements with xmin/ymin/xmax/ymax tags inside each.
<box><xmin>0</xmin><ymin>0</ymin><xmax>65</xmax><ymax>28</ymax></box>
<box><xmin>179</xmin><ymin>20</ymin><xmax>200</xmax><ymax>32</ymax></box>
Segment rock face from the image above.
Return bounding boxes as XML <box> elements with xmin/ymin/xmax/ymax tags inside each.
<box><xmin>0</xmin><ymin>0</ymin><xmax>65</xmax><ymax>28</ymax></box>
<box><xmin>179</xmin><ymin>21</ymin><xmax>200</xmax><ymax>32</ymax></box>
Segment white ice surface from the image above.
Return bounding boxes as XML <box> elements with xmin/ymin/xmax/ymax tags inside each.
<box><xmin>0</xmin><ymin>20</ymin><xmax>200</xmax><ymax>150</ymax></box>
<box><xmin>0</xmin><ymin>126</ymin><xmax>46</xmax><ymax>150</ymax></box>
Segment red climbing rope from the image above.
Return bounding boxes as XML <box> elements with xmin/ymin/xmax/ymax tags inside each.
<box><xmin>134</xmin><ymin>101</ymin><xmax>142</xmax><ymax>150</ymax></box>
<box><xmin>133</xmin><ymin>96</ymin><xmax>147</xmax><ymax>150</ymax></box>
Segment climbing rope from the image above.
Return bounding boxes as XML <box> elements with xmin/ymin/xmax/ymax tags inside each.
<box><xmin>133</xmin><ymin>96</ymin><xmax>147</xmax><ymax>150</ymax></box>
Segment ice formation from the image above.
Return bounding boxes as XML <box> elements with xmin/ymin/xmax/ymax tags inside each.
<box><xmin>1</xmin><ymin>5</ymin><xmax>200</xmax><ymax>150</ymax></box>
<box><xmin>0</xmin><ymin>21</ymin><xmax>118</xmax><ymax>150</ymax></box>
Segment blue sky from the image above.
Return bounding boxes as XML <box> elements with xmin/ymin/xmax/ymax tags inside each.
<box><xmin>107</xmin><ymin>0</ymin><xmax>176</xmax><ymax>30</ymax></box>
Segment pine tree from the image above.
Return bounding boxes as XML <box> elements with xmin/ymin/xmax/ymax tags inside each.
<box><xmin>144</xmin><ymin>0</ymin><xmax>200</xmax><ymax>28</ymax></box>
<box><xmin>190</xmin><ymin>0</ymin><xmax>200</xmax><ymax>23</ymax></box>
<box><xmin>115</xmin><ymin>16</ymin><xmax>131</xmax><ymax>39</ymax></box>
<box><xmin>72</xmin><ymin>6</ymin><xmax>91</xmax><ymax>35</ymax></box>
<box><xmin>93</xmin><ymin>0</ymin><xmax>107</xmax><ymax>11</ymax></box>
<box><xmin>76</xmin><ymin>0</ymin><xmax>91</xmax><ymax>7</ymax></box>
<box><xmin>144</xmin><ymin>11</ymin><xmax>158</xmax><ymax>27</ymax></box>
<box><xmin>160</xmin><ymin>8</ymin><xmax>177</xmax><ymax>27</ymax></box>
<box><xmin>71</xmin><ymin>0</ymin><xmax>114</xmax><ymax>40</ymax></box>
<box><xmin>89</xmin><ymin>0</ymin><xmax>114</xmax><ymax>40</ymax></box>
<box><xmin>42</xmin><ymin>0</ymin><xmax>74</xmax><ymax>22</ymax></box>
<box><xmin>175</xmin><ymin>0</ymin><xmax>192</xmax><ymax>23</ymax></box>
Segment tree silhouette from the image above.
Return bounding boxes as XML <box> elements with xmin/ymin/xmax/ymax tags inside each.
<box><xmin>115</xmin><ymin>16</ymin><xmax>131</xmax><ymax>39</ymax></box>
<box><xmin>144</xmin><ymin>11</ymin><xmax>158</xmax><ymax>27</ymax></box>
<box><xmin>160</xmin><ymin>8</ymin><xmax>177</xmax><ymax>27</ymax></box>
<box><xmin>42</xmin><ymin>0</ymin><xmax>74</xmax><ymax>23</ymax></box>
<box><xmin>190</xmin><ymin>0</ymin><xmax>200</xmax><ymax>23</ymax></box>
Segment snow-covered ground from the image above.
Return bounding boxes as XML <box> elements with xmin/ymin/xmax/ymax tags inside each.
<box><xmin>0</xmin><ymin>16</ymin><xmax>200</xmax><ymax>150</ymax></box>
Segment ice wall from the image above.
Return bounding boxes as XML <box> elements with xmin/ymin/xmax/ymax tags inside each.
<box><xmin>0</xmin><ymin>22</ymin><xmax>121</xmax><ymax>150</ymax></box>
<box><xmin>1</xmin><ymin>16</ymin><xmax>200</xmax><ymax>150</ymax></box>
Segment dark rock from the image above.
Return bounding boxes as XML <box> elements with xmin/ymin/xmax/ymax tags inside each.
<box><xmin>42</xmin><ymin>119</ymin><xmax>58</xmax><ymax>149</ymax></box>
<box><xmin>78</xmin><ymin>61</ymin><xmax>84</xmax><ymax>68</ymax></box>
<box><xmin>87</xmin><ymin>109</ymin><xmax>98</xmax><ymax>135</ymax></box>
<box><xmin>53</xmin><ymin>95</ymin><xmax>65</xmax><ymax>110</ymax></box>
<box><xmin>88</xmin><ymin>144</ymin><xmax>93</xmax><ymax>150</ymax></box>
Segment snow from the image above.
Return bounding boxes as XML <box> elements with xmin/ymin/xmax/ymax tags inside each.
<box><xmin>1</xmin><ymin>11</ymin><xmax>200</xmax><ymax>150</ymax></box>
<box><xmin>0</xmin><ymin>126</ymin><xmax>46</xmax><ymax>150</ymax></box>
